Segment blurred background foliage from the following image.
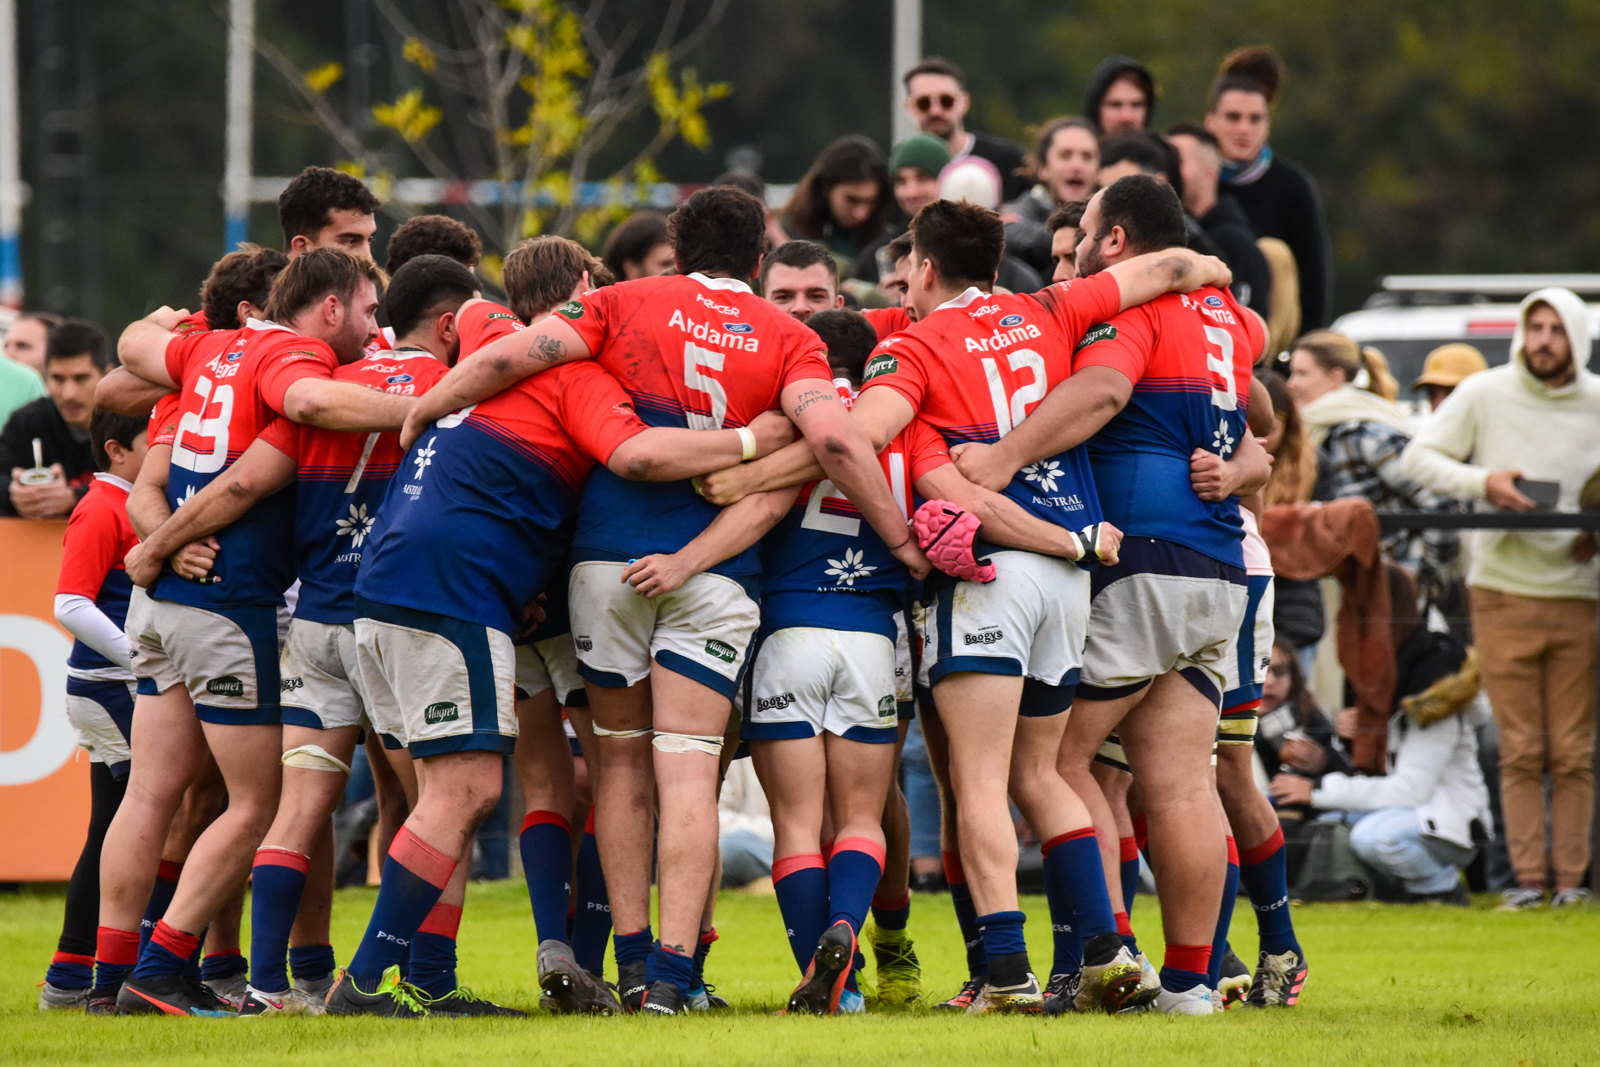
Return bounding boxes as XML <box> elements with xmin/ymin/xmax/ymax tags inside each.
<box><xmin>18</xmin><ymin>0</ymin><xmax>1600</xmax><ymax>329</ymax></box>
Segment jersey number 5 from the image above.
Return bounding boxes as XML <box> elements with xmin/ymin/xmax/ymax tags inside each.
<box><xmin>171</xmin><ymin>373</ymin><xmax>234</xmax><ymax>474</ymax></box>
<box><xmin>981</xmin><ymin>350</ymin><xmax>1047</xmax><ymax>437</ymax></box>
<box><xmin>683</xmin><ymin>341</ymin><xmax>728</xmax><ymax>429</ymax></box>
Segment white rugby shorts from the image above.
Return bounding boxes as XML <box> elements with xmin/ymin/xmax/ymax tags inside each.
<box><xmin>279</xmin><ymin>619</ymin><xmax>369</xmax><ymax>732</ymax></box>
<box><xmin>514</xmin><ymin>635</ymin><xmax>585</xmax><ymax>707</ymax></box>
<box><xmin>744</xmin><ymin>627</ymin><xmax>898</xmax><ymax>743</ymax></box>
<box><xmin>568</xmin><ymin>562</ymin><xmax>759</xmax><ymax>699</ymax></box>
<box><xmin>65</xmin><ymin>676</ymin><xmax>136</xmax><ymax>773</ymax></box>
<box><xmin>138</xmin><ymin>598</ymin><xmax>291</xmax><ymax>725</ymax></box>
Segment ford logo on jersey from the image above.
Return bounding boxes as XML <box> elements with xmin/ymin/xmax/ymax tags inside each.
<box><xmin>1204</xmin><ymin>295</ymin><xmax>1226</xmax><ymax>308</ymax></box>
<box><xmin>724</xmin><ymin>323</ymin><xmax>753</xmax><ymax>334</ymax></box>
<box><xmin>999</xmin><ymin>314</ymin><xmax>1024</xmax><ymax>328</ymax></box>
<box><xmin>226</xmin><ymin>349</ymin><xmax>244</xmax><ymax>362</ymax></box>
<box><xmin>385</xmin><ymin>374</ymin><xmax>414</xmax><ymax>384</ymax></box>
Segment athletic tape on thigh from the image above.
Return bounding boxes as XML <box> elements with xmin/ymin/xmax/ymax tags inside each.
<box><xmin>280</xmin><ymin>745</ymin><xmax>352</xmax><ymax>777</ymax></box>
<box><xmin>652</xmin><ymin>731</ymin><xmax>724</xmax><ymax>756</ymax></box>
<box><xmin>591</xmin><ymin>724</ymin><xmax>653</xmax><ymax>739</ymax></box>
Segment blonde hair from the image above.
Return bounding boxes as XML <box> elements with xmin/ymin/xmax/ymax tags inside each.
<box><xmin>1259</xmin><ymin>371</ymin><xmax>1316</xmax><ymax>505</ymax></box>
<box><xmin>1292</xmin><ymin>330</ymin><xmax>1398</xmax><ymax>400</ymax></box>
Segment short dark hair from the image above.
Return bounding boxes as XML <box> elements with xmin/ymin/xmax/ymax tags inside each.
<box><xmin>385</xmin><ymin>215</ymin><xmax>483</xmax><ymax>274</ymax></box>
<box><xmin>277</xmin><ymin>166</ymin><xmax>381</xmax><ymax>245</ymax></box>
<box><xmin>502</xmin><ymin>237</ymin><xmax>600</xmax><ymax>323</ymax></box>
<box><xmin>908</xmin><ymin>199</ymin><xmax>1005</xmax><ymax>289</ymax></box>
<box><xmin>1099</xmin><ymin>132</ymin><xmax>1168</xmax><ymax>177</ymax></box>
<box><xmin>713</xmin><ymin>170</ymin><xmax>766</xmax><ymax>201</ymax></box>
<box><xmin>47</xmin><ymin>319</ymin><xmax>112</xmax><ymax>371</ymax></box>
<box><xmin>886</xmin><ymin>232</ymin><xmax>914</xmax><ymax>263</ymax></box>
<box><xmin>265</xmin><ymin>247</ymin><xmax>387</xmax><ymax>323</ymax></box>
<box><xmin>201</xmin><ymin>245</ymin><xmax>290</xmax><ymax>330</ymax></box>
<box><xmin>1166</xmin><ymin>121</ymin><xmax>1220</xmax><ymax>152</ymax></box>
<box><xmin>601</xmin><ymin>212</ymin><xmax>671</xmax><ymax>281</ymax></box>
<box><xmin>668</xmin><ymin>187</ymin><xmax>767</xmax><ymax>281</ymax></box>
<box><xmin>385</xmin><ymin>254</ymin><xmax>479</xmax><ymax>340</ymax></box>
<box><xmin>759</xmin><ymin>239</ymin><xmax>837</xmax><ymax>290</ymax></box>
<box><xmin>781</xmin><ymin>136</ymin><xmax>891</xmax><ymax>244</ymax></box>
<box><xmin>1046</xmin><ymin>202</ymin><xmax>1085</xmax><ymax>234</ymax></box>
<box><xmin>1095</xmin><ymin>175</ymin><xmax>1187</xmax><ymax>255</ymax></box>
<box><xmin>807</xmin><ymin>309</ymin><xmax>879</xmax><ymax>383</ymax></box>
<box><xmin>902</xmin><ymin>56</ymin><xmax>964</xmax><ymax>90</ymax></box>
<box><xmin>16</xmin><ymin>310</ymin><xmax>61</xmax><ymax>332</ymax></box>
<box><xmin>89</xmin><ymin>407</ymin><xmax>146</xmax><ymax>471</ymax></box>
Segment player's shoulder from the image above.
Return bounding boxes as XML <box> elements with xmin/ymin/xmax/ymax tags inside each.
<box><xmin>70</xmin><ymin>475</ymin><xmax>132</xmax><ymax>525</ymax></box>
<box><xmin>338</xmin><ymin>350</ymin><xmax>448</xmax><ymax>389</ymax></box>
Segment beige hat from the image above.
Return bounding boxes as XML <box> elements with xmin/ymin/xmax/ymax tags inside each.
<box><xmin>1412</xmin><ymin>343</ymin><xmax>1488</xmax><ymax>390</ymax></box>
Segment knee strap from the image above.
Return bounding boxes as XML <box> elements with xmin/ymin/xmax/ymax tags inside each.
<box><xmin>652</xmin><ymin>731</ymin><xmax>724</xmax><ymax>756</ymax></box>
<box><xmin>591</xmin><ymin>724</ymin><xmax>653</xmax><ymax>740</ymax></box>
<box><xmin>281</xmin><ymin>744</ymin><xmax>352</xmax><ymax>777</ymax></box>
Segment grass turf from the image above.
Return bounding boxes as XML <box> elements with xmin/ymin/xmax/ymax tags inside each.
<box><xmin>3</xmin><ymin>882</ymin><xmax>1597</xmax><ymax>1065</ymax></box>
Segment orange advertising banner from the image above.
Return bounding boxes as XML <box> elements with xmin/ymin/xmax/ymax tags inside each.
<box><xmin>0</xmin><ymin>517</ymin><xmax>90</xmax><ymax>881</ymax></box>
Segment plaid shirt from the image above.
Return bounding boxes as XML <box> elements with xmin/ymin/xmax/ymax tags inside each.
<box><xmin>1317</xmin><ymin>419</ymin><xmax>1461</xmax><ymax>602</ymax></box>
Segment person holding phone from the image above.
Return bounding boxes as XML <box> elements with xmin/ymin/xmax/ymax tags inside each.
<box><xmin>1403</xmin><ymin>286</ymin><xmax>1600</xmax><ymax>911</ymax></box>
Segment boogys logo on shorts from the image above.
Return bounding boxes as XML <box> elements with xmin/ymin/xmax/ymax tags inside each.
<box><xmin>963</xmin><ymin>627</ymin><xmax>1004</xmax><ymax>646</ymax></box>
<box><xmin>1074</xmin><ymin>322</ymin><xmax>1116</xmax><ymax>352</ymax></box>
<box><xmin>862</xmin><ymin>351</ymin><xmax>898</xmax><ymax>382</ymax></box>
<box><xmin>281</xmin><ymin>677</ymin><xmax>304</xmax><ymax>694</ymax></box>
<box><xmin>878</xmin><ymin>695</ymin><xmax>896</xmax><ymax>720</ymax></box>
<box><xmin>756</xmin><ymin>692</ymin><xmax>798</xmax><ymax>713</ymax></box>
<box><xmin>424</xmin><ymin>701</ymin><xmax>460</xmax><ymax>724</ymax></box>
<box><xmin>704</xmin><ymin>639</ymin><xmax>737</xmax><ymax>664</ymax></box>
<box><xmin>207</xmin><ymin>676</ymin><xmax>245</xmax><ymax>698</ymax></box>
<box><xmin>555</xmin><ymin>300</ymin><xmax>584</xmax><ymax>320</ymax></box>
<box><xmin>575</xmin><ymin>636</ymin><xmax>594</xmax><ymax>652</ymax></box>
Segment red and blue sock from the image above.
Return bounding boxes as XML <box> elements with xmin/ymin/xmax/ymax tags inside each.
<box><xmin>248</xmin><ymin>847</ymin><xmax>309</xmax><ymax>993</ymax></box>
<box><xmin>944</xmin><ymin>850</ymin><xmax>986</xmax><ymax>980</ymax></box>
<box><xmin>691</xmin><ymin>927</ymin><xmax>717</xmax><ymax>991</ymax></box>
<box><xmin>1039</xmin><ymin>839</ymin><xmax>1081</xmax><ymax>977</ymax></box>
<box><xmin>1239</xmin><ymin>827</ymin><xmax>1301</xmax><ymax>957</ymax></box>
<box><xmin>1043</xmin><ymin>829</ymin><xmax>1118</xmax><ymax>938</ymax></box>
<box><xmin>132</xmin><ymin>919</ymin><xmax>199</xmax><ymax>981</ymax></box>
<box><xmin>519</xmin><ymin>811</ymin><xmax>572</xmax><ymax>945</ymax></box>
<box><xmin>773</xmin><ymin>853</ymin><xmax>828</xmax><ymax>972</ymax></box>
<box><xmin>45</xmin><ymin>951</ymin><xmax>95</xmax><ymax>990</ymax></box>
<box><xmin>975</xmin><ymin>910</ymin><xmax>1030</xmax><ymax>987</ymax></box>
<box><xmin>613</xmin><ymin>925</ymin><xmax>654</xmax><ymax>972</ymax></box>
<box><xmin>408</xmin><ymin>902</ymin><xmax>462</xmax><ymax>998</ymax></box>
<box><xmin>870</xmin><ymin>889</ymin><xmax>911</xmax><ymax>932</ymax></box>
<box><xmin>571</xmin><ymin>809</ymin><xmax>611</xmax><ymax>976</ymax></box>
<box><xmin>93</xmin><ymin>926</ymin><xmax>139</xmax><ymax>994</ymax></box>
<box><xmin>1119</xmin><ymin>836</ymin><xmax>1141</xmax><ymax>916</ymax></box>
<box><xmin>1208</xmin><ymin>836</ymin><xmax>1241</xmax><ymax>989</ymax></box>
<box><xmin>288</xmin><ymin>943</ymin><xmax>335</xmax><ymax>986</ymax></box>
<box><xmin>1161</xmin><ymin>943</ymin><xmax>1212</xmax><ymax>994</ymax></box>
<box><xmin>827</xmin><ymin>837</ymin><xmax>885</xmax><ymax>935</ymax></box>
<box><xmin>200</xmin><ymin>948</ymin><xmax>246</xmax><ymax>984</ymax></box>
<box><xmin>644</xmin><ymin>943</ymin><xmax>696</xmax><ymax>996</ymax></box>
<box><xmin>1114</xmin><ymin>910</ymin><xmax>1139</xmax><ymax>956</ymax></box>
<box><xmin>138</xmin><ymin>860</ymin><xmax>182</xmax><ymax>956</ymax></box>
<box><xmin>347</xmin><ymin>827</ymin><xmax>456</xmax><ymax>989</ymax></box>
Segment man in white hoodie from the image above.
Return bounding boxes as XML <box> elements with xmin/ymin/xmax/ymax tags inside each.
<box><xmin>1403</xmin><ymin>286</ymin><xmax>1600</xmax><ymax>909</ymax></box>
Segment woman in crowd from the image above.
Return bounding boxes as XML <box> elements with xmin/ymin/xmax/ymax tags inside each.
<box><xmin>601</xmin><ymin>212</ymin><xmax>675</xmax><ymax>281</ymax></box>
<box><xmin>1257</xmin><ymin>370</ymin><xmax>1326</xmax><ymax>680</ymax></box>
<box><xmin>781</xmin><ymin>135</ymin><xmax>892</xmax><ymax>272</ymax></box>
<box><xmin>1287</xmin><ymin>331</ymin><xmax>1459</xmax><ymax>610</ymax></box>
<box><xmin>1256</xmin><ymin>638</ymin><xmax>1348</xmax><ymax>785</ymax></box>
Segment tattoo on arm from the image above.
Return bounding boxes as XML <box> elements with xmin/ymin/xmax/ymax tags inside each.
<box><xmin>532</xmin><ymin>333</ymin><xmax>566</xmax><ymax>364</ymax></box>
<box><xmin>791</xmin><ymin>389</ymin><xmax>834</xmax><ymax>418</ymax></box>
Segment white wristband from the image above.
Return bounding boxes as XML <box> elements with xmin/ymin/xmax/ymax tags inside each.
<box><xmin>736</xmin><ymin>426</ymin><xmax>757</xmax><ymax>461</ymax></box>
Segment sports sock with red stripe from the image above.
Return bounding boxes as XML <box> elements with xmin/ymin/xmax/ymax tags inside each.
<box><xmin>1161</xmin><ymin>943</ymin><xmax>1211</xmax><ymax>993</ymax></box>
<box><xmin>1208</xmin><ymin>836</ymin><xmax>1241</xmax><ymax>989</ymax></box>
<box><xmin>346</xmin><ymin>827</ymin><xmax>456</xmax><ymax>989</ymax></box>
<box><xmin>248</xmin><ymin>847</ymin><xmax>309</xmax><ymax>993</ymax></box>
<box><xmin>827</xmin><ymin>837</ymin><xmax>886</xmax><ymax>935</ymax></box>
<box><xmin>944</xmin><ymin>850</ymin><xmax>986</xmax><ymax>980</ymax></box>
<box><xmin>519</xmin><ymin>811</ymin><xmax>572</xmax><ymax>945</ymax></box>
<box><xmin>408</xmin><ymin>902</ymin><xmax>462</xmax><ymax>998</ymax></box>
<box><xmin>772</xmin><ymin>853</ymin><xmax>828</xmax><ymax>972</ymax></box>
<box><xmin>1119</xmin><ymin>836</ymin><xmax>1141</xmax><ymax>916</ymax></box>
<box><xmin>1238</xmin><ymin>827</ymin><xmax>1300</xmax><ymax>957</ymax></box>
<box><xmin>690</xmin><ymin>927</ymin><xmax>717</xmax><ymax>990</ymax></box>
<box><xmin>870</xmin><ymin>889</ymin><xmax>911</xmax><ymax>932</ymax></box>
<box><xmin>200</xmin><ymin>949</ymin><xmax>246</xmax><ymax>983</ymax></box>
<box><xmin>132</xmin><ymin>920</ymin><xmax>199</xmax><ymax>981</ymax></box>
<box><xmin>92</xmin><ymin>926</ymin><xmax>139</xmax><ymax>995</ymax></box>
<box><xmin>571</xmin><ymin>809</ymin><xmax>611</xmax><ymax>976</ymax></box>
<box><xmin>138</xmin><ymin>860</ymin><xmax>182</xmax><ymax>956</ymax></box>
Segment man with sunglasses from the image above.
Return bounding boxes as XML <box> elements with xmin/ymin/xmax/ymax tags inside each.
<box><xmin>901</xmin><ymin>58</ymin><xmax>1027</xmax><ymax>202</ymax></box>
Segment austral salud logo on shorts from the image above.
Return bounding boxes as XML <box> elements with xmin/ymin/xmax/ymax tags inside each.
<box><xmin>1074</xmin><ymin>323</ymin><xmax>1116</xmax><ymax>352</ymax></box>
<box><xmin>555</xmin><ymin>300</ymin><xmax>584</xmax><ymax>319</ymax></box>
<box><xmin>704</xmin><ymin>639</ymin><xmax>737</xmax><ymax>664</ymax></box>
<box><xmin>862</xmin><ymin>351</ymin><xmax>897</xmax><ymax>382</ymax></box>
<box><xmin>207</xmin><ymin>676</ymin><xmax>245</xmax><ymax>698</ymax></box>
<box><xmin>424</xmin><ymin>701</ymin><xmax>459</xmax><ymax>724</ymax></box>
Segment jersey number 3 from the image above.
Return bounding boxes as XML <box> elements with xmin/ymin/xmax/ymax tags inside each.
<box><xmin>172</xmin><ymin>373</ymin><xmax>234</xmax><ymax>474</ymax></box>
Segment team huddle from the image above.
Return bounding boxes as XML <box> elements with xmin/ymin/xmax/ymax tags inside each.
<box><xmin>41</xmin><ymin>163</ymin><xmax>1312</xmax><ymax>1021</ymax></box>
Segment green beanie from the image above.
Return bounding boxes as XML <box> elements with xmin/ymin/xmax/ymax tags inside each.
<box><xmin>889</xmin><ymin>134</ymin><xmax>952</xmax><ymax>178</ymax></box>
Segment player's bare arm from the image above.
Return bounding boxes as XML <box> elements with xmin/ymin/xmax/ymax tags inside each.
<box><xmin>916</xmin><ymin>463</ymin><xmax>1123</xmax><ymax>566</ymax></box>
<box><xmin>605</xmin><ymin>409</ymin><xmax>793</xmax><ymax>483</ymax></box>
<box><xmin>123</xmin><ymin>444</ymin><xmax>217</xmax><ymax>585</ymax></box>
<box><xmin>94</xmin><ymin>367</ymin><xmax>172</xmax><ymax>417</ymax></box>
<box><xmin>399</xmin><ymin>315</ymin><xmax>593</xmax><ymax>449</ymax></box>
<box><xmin>952</xmin><ymin>365</ymin><xmax>1133</xmax><ymax>492</ymax></box>
<box><xmin>1106</xmin><ymin>248</ymin><xmax>1232</xmax><ymax>310</ymax></box>
<box><xmin>622</xmin><ymin>486</ymin><xmax>799</xmax><ymax>599</ymax></box>
<box><xmin>114</xmin><ymin>308</ymin><xmax>187</xmax><ymax>388</ymax></box>
<box><xmin>281</xmin><ymin>378</ymin><xmax>417</xmax><ymax>433</ymax></box>
<box><xmin>1189</xmin><ymin>430</ymin><xmax>1272</xmax><ymax>503</ymax></box>
<box><xmin>783</xmin><ymin>379</ymin><xmax>930</xmax><ymax>579</ymax></box>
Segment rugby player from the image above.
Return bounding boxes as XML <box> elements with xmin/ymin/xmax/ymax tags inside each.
<box><xmin>395</xmin><ymin>186</ymin><xmax>929</xmax><ymax>1016</ymax></box>
<box><xmin>761</xmin><ymin>241</ymin><xmax>845</xmax><ymax>323</ymax></box>
<box><xmin>951</xmin><ymin>175</ymin><xmax>1271</xmax><ymax>1014</ymax></box>
<box><xmin>104</xmin><ymin>249</ymin><xmax>415</xmax><ymax>1016</ymax></box>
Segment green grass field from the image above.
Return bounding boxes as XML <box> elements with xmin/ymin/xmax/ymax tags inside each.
<box><xmin>3</xmin><ymin>882</ymin><xmax>1597</xmax><ymax>1065</ymax></box>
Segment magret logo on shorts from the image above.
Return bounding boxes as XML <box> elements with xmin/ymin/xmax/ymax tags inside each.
<box><xmin>424</xmin><ymin>701</ymin><xmax>459</xmax><ymax>724</ymax></box>
<box><xmin>1204</xmin><ymin>295</ymin><xmax>1226</xmax><ymax>308</ymax></box>
<box><xmin>207</xmin><ymin>676</ymin><xmax>245</xmax><ymax>697</ymax></box>
<box><xmin>825</xmin><ymin>548</ymin><xmax>878</xmax><ymax>587</ymax></box>
<box><xmin>704</xmin><ymin>639</ymin><xmax>737</xmax><ymax>663</ymax></box>
<box><xmin>1074</xmin><ymin>323</ymin><xmax>1116</xmax><ymax>352</ymax></box>
<box><xmin>385</xmin><ymin>374</ymin><xmax>413</xmax><ymax>385</ymax></box>
<box><xmin>999</xmin><ymin>314</ymin><xmax>1025</xmax><ymax>328</ymax></box>
<box><xmin>877</xmin><ymin>695</ymin><xmax>896</xmax><ymax>718</ymax></box>
<box><xmin>724</xmin><ymin>322</ymin><xmax>753</xmax><ymax>334</ymax></box>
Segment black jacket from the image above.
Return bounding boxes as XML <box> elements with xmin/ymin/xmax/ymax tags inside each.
<box><xmin>1083</xmin><ymin>56</ymin><xmax>1156</xmax><ymax>132</ymax></box>
<box><xmin>967</xmin><ymin>131</ymin><xmax>1029</xmax><ymax>203</ymax></box>
<box><xmin>1198</xmin><ymin>194</ymin><xmax>1273</xmax><ymax>317</ymax></box>
<box><xmin>1222</xmin><ymin>156</ymin><xmax>1332</xmax><ymax>329</ymax></box>
<box><xmin>0</xmin><ymin>396</ymin><xmax>95</xmax><ymax>516</ymax></box>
